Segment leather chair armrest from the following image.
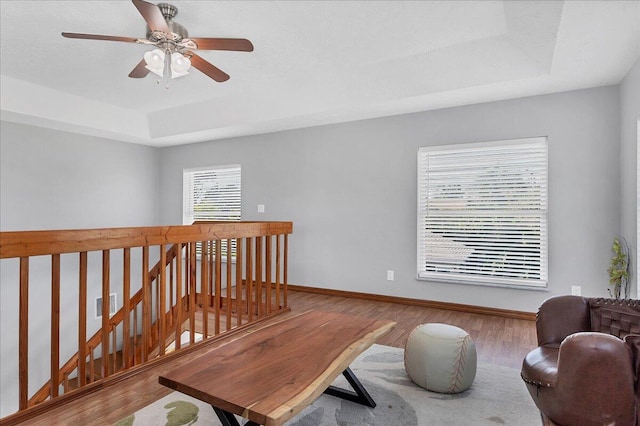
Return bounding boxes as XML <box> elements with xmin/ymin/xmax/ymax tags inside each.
<box><xmin>521</xmin><ymin>346</ymin><xmax>558</xmax><ymax>388</ymax></box>
<box><xmin>539</xmin><ymin>332</ymin><xmax>635</xmax><ymax>425</ymax></box>
<box><xmin>536</xmin><ymin>295</ymin><xmax>590</xmax><ymax>346</ymax></box>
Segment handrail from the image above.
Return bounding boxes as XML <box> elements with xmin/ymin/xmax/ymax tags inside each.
<box><xmin>0</xmin><ymin>222</ymin><xmax>292</xmax><ymax>258</ymax></box>
<box><xmin>0</xmin><ymin>221</ymin><xmax>293</xmax><ymax>416</ymax></box>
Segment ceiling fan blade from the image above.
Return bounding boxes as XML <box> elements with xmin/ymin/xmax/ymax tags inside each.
<box><xmin>185</xmin><ymin>38</ymin><xmax>254</xmax><ymax>52</ymax></box>
<box><xmin>132</xmin><ymin>0</ymin><xmax>170</xmax><ymax>33</ymax></box>
<box><xmin>128</xmin><ymin>59</ymin><xmax>150</xmax><ymax>78</ymax></box>
<box><xmin>62</xmin><ymin>32</ymin><xmax>140</xmax><ymax>43</ymax></box>
<box><xmin>187</xmin><ymin>53</ymin><xmax>230</xmax><ymax>82</ymax></box>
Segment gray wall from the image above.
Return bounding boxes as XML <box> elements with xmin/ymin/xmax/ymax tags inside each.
<box><xmin>0</xmin><ymin>122</ymin><xmax>160</xmax><ymax>230</ymax></box>
<box><xmin>160</xmin><ymin>85</ymin><xmax>622</xmax><ymax>314</ymax></box>
<box><xmin>0</xmin><ymin>122</ymin><xmax>160</xmax><ymax>416</ymax></box>
<box><xmin>620</xmin><ymin>58</ymin><xmax>640</xmax><ymax>297</ymax></box>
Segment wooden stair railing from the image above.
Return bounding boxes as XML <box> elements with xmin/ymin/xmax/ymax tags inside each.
<box><xmin>0</xmin><ymin>221</ymin><xmax>293</xmax><ymax>418</ymax></box>
<box><xmin>28</xmin><ymin>242</ymin><xmax>184</xmax><ymax>405</ymax></box>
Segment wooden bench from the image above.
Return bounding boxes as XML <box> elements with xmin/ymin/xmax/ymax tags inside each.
<box><xmin>159</xmin><ymin>310</ymin><xmax>396</xmax><ymax>426</ymax></box>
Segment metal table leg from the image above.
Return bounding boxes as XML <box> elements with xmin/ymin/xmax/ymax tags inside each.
<box><xmin>214</xmin><ymin>366</ymin><xmax>375</xmax><ymax>425</ymax></box>
<box><xmin>323</xmin><ymin>367</ymin><xmax>376</xmax><ymax>408</ymax></box>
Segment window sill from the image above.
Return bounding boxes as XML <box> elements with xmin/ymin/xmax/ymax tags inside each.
<box><xmin>417</xmin><ymin>274</ymin><xmax>548</xmax><ymax>291</ymax></box>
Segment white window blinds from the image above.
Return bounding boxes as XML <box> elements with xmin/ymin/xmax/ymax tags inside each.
<box><xmin>183</xmin><ymin>165</ymin><xmax>241</xmax><ymax>224</ymax></box>
<box><xmin>417</xmin><ymin>137</ymin><xmax>548</xmax><ymax>288</ymax></box>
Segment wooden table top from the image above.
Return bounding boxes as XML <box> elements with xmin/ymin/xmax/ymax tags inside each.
<box><xmin>159</xmin><ymin>310</ymin><xmax>395</xmax><ymax>426</ymax></box>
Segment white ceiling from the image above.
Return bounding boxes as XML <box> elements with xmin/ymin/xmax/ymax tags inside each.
<box><xmin>1</xmin><ymin>0</ymin><xmax>639</xmax><ymax>147</ymax></box>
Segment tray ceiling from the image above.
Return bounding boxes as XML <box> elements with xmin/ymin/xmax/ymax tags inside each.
<box><xmin>1</xmin><ymin>1</ymin><xmax>639</xmax><ymax>146</ymax></box>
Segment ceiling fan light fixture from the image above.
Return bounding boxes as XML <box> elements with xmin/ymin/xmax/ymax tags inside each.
<box><xmin>144</xmin><ymin>48</ymin><xmax>165</xmax><ymax>77</ymax></box>
<box><xmin>170</xmin><ymin>52</ymin><xmax>191</xmax><ymax>78</ymax></box>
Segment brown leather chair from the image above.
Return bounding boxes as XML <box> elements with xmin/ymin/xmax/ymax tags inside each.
<box><xmin>521</xmin><ymin>295</ymin><xmax>640</xmax><ymax>426</ymax></box>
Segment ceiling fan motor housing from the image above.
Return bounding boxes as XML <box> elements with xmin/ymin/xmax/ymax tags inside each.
<box><xmin>146</xmin><ymin>3</ymin><xmax>187</xmax><ymax>43</ymax></box>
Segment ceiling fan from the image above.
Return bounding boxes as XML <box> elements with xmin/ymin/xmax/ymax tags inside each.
<box><xmin>62</xmin><ymin>0</ymin><xmax>253</xmax><ymax>83</ymax></box>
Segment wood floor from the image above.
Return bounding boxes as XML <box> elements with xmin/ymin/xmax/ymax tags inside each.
<box><xmin>286</xmin><ymin>290</ymin><xmax>537</xmax><ymax>369</ymax></box>
<box><xmin>4</xmin><ymin>290</ymin><xmax>537</xmax><ymax>426</ymax></box>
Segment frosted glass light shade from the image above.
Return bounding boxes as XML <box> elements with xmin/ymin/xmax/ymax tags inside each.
<box><xmin>144</xmin><ymin>49</ymin><xmax>165</xmax><ymax>77</ymax></box>
<box><xmin>170</xmin><ymin>52</ymin><xmax>191</xmax><ymax>79</ymax></box>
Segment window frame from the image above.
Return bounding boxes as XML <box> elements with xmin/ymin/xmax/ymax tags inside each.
<box><xmin>416</xmin><ymin>137</ymin><xmax>548</xmax><ymax>289</ymax></box>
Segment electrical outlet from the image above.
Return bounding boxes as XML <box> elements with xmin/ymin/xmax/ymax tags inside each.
<box><xmin>571</xmin><ymin>286</ymin><xmax>581</xmax><ymax>296</ymax></box>
<box><xmin>258</xmin><ymin>204</ymin><xmax>265</xmax><ymax>213</ymax></box>
<box><xmin>387</xmin><ymin>270</ymin><xmax>394</xmax><ymax>281</ymax></box>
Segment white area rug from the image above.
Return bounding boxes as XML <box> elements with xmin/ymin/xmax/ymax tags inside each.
<box><xmin>114</xmin><ymin>344</ymin><xmax>539</xmax><ymax>425</ymax></box>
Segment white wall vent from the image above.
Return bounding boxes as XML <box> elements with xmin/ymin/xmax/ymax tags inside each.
<box><xmin>95</xmin><ymin>293</ymin><xmax>117</xmax><ymax>319</ymax></box>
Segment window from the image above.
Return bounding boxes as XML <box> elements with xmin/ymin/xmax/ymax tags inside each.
<box><xmin>183</xmin><ymin>165</ymin><xmax>241</xmax><ymax>258</ymax></box>
<box><xmin>183</xmin><ymin>165</ymin><xmax>241</xmax><ymax>224</ymax></box>
<box><xmin>417</xmin><ymin>137</ymin><xmax>548</xmax><ymax>288</ymax></box>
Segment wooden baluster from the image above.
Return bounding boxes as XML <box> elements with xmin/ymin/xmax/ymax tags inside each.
<box><xmin>209</xmin><ymin>240</ymin><xmax>215</xmax><ymax>329</ymax></box>
<box><xmin>122</xmin><ymin>248</ymin><xmax>131</xmax><ymax>369</ymax></box>
<box><xmin>183</xmin><ymin>243</ymin><xmax>189</xmax><ymax>343</ymax></box>
<box><xmin>276</xmin><ymin>235</ymin><xmax>281</xmax><ymax>311</ymax></box>
<box><xmin>226</xmin><ymin>239</ymin><xmax>232</xmax><ymax>331</ymax></box>
<box><xmin>63</xmin><ymin>372</ymin><xmax>69</xmax><ymax>394</ymax></box>
<box><xmin>78</xmin><ymin>252</ymin><xmax>87</xmax><ymax>387</ymax></box>
<box><xmin>214</xmin><ymin>240</ymin><xmax>221</xmax><ymax>335</ymax></box>
<box><xmin>18</xmin><ymin>257</ymin><xmax>29</xmax><ymax>410</ymax></box>
<box><xmin>256</xmin><ymin>237</ymin><xmax>263</xmax><ymax>317</ymax></box>
<box><xmin>169</xmin><ymin>250</ymin><xmax>174</xmax><ymax>328</ymax></box>
<box><xmin>212</xmin><ymin>240</ymin><xmax>216</xmax><ymax>300</ymax></box>
<box><xmin>284</xmin><ymin>234</ymin><xmax>289</xmax><ymax>309</ymax></box>
<box><xmin>175</xmin><ymin>244</ymin><xmax>183</xmax><ymax>351</ymax></box>
<box><xmin>184</xmin><ymin>243</ymin><xmax>190</xmax><ymax>308</ymax></box>
<box><xmin>132</xmin><ymin>305</ymin><xmax>138</xmax><ymax>366</ymax></box>
<box><xmin>189</xmin><ymin>242</ymin><xmax>196</xmax><ymax>344</ymax></box>
<box><xmin>142</xmin><ymin>246</ymin><xmax>150</xmax><ymax>362</ymax></box>
<box><xmin>265</xmin><ymin>236</ymin><xmax>272</xmax><ymax>315</ymax></box>
<box><xmin>155</xmin><ymin>277</ymin><xmax>160</xmax><ymax>352</ymax></box>
<box><xmin>50</xmin><ymin>254</ymin><xmax>60</xmax><ymax>398</ymax></box>
<box><xmin>88</xmin><ymin>345</ymin><xmax>95</xmax><ymax>383</ymax></box>
<box><xmin>158</xmin><ymin>244</ymin><xmax>166</xmax><ymax>356</ymax></box>
<box><xmin>101</xmin><ymin>250</ymin><xmax>110</xmax><ymax>378</ymax></box>
<box><xmin>111</xmin><ymin>325</ymin><xmax>117</xmax><ymax>373</ymax></box>
<box><xmin>246</xmin><ymin>237</ymin><xmax>253</xmax><ymax>322</ymax></box>
<box><xmin>201</xmin><ymin>241</ymin><xmax>209</xmax><ymax>339</ymax></box>
<box><xmin>235</xmin><ymin>238</ymin><xmax>243</xmax><ymax>326</ymax></box>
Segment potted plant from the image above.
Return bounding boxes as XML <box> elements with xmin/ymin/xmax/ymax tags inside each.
<box><xmin>608</xmin><ymin>236</ymin><xmax>630</xmax><ymax>299</ymax></box>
